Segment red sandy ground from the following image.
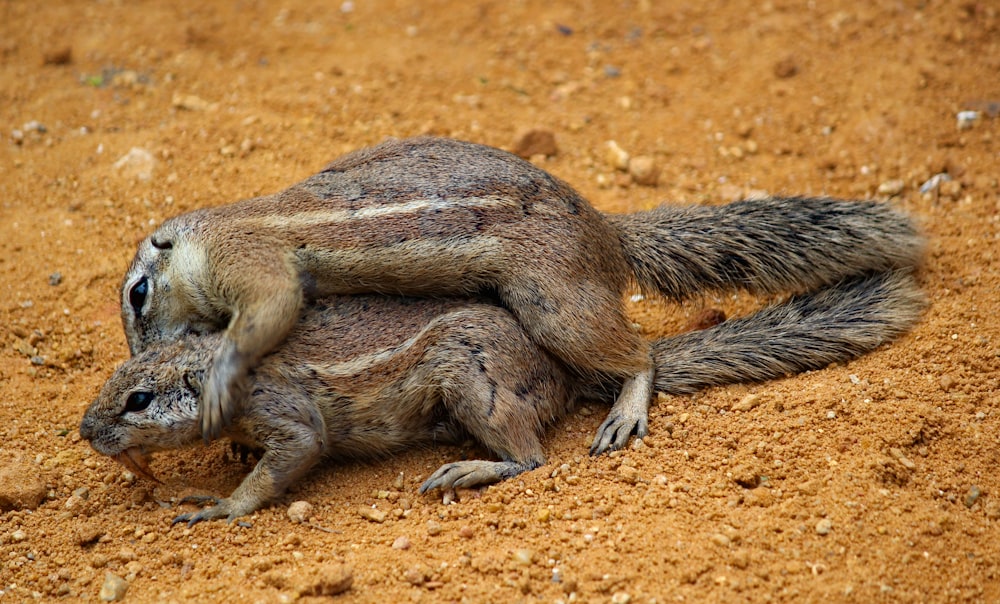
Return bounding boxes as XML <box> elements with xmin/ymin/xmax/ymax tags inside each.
<box><xmin>1</xmin><ymin>1</ymin><xmax>998</xmax><ymax>602</ymax></box>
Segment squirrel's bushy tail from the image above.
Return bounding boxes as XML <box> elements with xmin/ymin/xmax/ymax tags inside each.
<box><xmin>606</xmin><ymin>196</ymin><xmax>925</xmax><ymax>299</ymax></box>
<box><xmin>649</xmin><ymin>271</ymin><xmax>925</xmax><ymax>394</ymax></box>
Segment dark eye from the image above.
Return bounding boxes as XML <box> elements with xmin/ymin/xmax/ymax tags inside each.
<box><xmin>128</xmin><ymin>277</ymin><xmax>148</xmax><ymax>315</ymax></box>
<box><xmin>123</xmin><ymin>391</ymin><xmax>154</xmax><ymax>414</ymax></box>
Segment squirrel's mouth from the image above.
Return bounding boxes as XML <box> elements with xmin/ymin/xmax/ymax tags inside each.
<box><xmin>113</xmin><ymin>447</ymin><xmax>162</xmax><ymax>484</ymax></box>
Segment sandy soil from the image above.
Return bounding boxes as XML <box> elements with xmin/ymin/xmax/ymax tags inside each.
<box><xmin>1</xmin><ymin>1</ymin><xmax>998</xmax><ymax>602</ymax></box>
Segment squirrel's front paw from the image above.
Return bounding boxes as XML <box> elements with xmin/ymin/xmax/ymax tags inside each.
<box><xmin>200</xmin><ymin>351</ymin><xmax>247</xmax><ymax>443</ymax></box>
<box><xmin>172</xmin><ymin>495</ymin><xmax>248</xmax><ymax>527</ymax></box>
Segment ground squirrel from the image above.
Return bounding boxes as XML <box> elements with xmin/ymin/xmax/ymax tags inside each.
<box><xmin>120</xmin><ymin>136</ymin><xmax>925</xmax><ymax>453</ymax></box>
<box><xmin>84</xmin><ymin>273</ymin><xmax>923</xmax><ymax>525</ymax></box>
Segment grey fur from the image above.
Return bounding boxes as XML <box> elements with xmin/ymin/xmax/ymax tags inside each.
<box><xmin>82</xmin><ymin>272</ymin><xmax>923</xmax><ymax>524</ymax></box>
<box><xmin>118</xmin><ymin>137</ymin><xmax>925</xmax><ymax>452</ymax></box>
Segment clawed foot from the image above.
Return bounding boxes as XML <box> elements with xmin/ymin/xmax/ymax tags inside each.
<box><xmin>589</xmin><ymin>368</ymin><xmax>653</xmax><ymax>456</ymax></box>
<box><xmin>589</xmin><ymin>412</ymin><xmax>648</xmax><ymax>455</ymax></box>
<box><xmin>419</xmin><ymin>460</ymin><xmax>538</xmax><ymax>494</ymax></box>
<box><xmin>229</xmin><ymin>442</ymin><xmax>263</xmax><ymax>464</ymax></box>
<box><xmin>172</xmin><ymin>495</ymin><xmax>234</xmax><ymax>527</ymax></box>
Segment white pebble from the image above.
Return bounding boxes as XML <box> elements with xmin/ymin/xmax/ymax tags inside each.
<box><xmin>816</xmin><ymin>518</ymin><xmax>833</xmax><ymax>535</ymax></box>
<box><xmin>919</xmin><ymin>172</ymin><xmax>951</xmax><ymax>194</ymax></box>
<box><xmin>392</xmin><ymin>535</ymin><xmax>411</xmax><ymax>550</ymax></box>
<box><xmin>956</xmin><ymin>110</ymin><xmax>979</xmax><ymax>130</ymax></box>
<box><xmin>99</xmin><ymin>573</ymin><xmax>129</xmax><ymax>601</ymax></box>
<box><xmin>112</xmin><ymin>147</ymin><xmax>156</xmax><ymax>182</ymax></box>
<box><xmin>604</xmin><ymin>140</ymin><xmax>630</xmax><ymax>171</ymax></box>
<box><xmin>877</xmin><ymin>179</ymin><xmax>904</xmax><ymax>196</ymax></box>
<box><xmin>287</xmin><ymin>500</ymin><xmax>313</xmax><ymax>524</ymax></box>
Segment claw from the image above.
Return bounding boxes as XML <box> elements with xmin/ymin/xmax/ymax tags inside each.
<box><xmin>420</xmin><ymin>460</ymin><xmax>534</xmax><ymax>493</ymax></box>
<box><xmin>589</xmin><ymin>414</ymin><xmax>648</xmax><ymax>456</ymax></box>
<box><xmin>178</xmin><ymin>494</ymin><xmax>221</xmax><ymax>507</ymax></box>
<box><xmin>171</xmin><ymin>495</ymin><xmax>231</xmax><ymax>527</ymax></box>
<box><xmin>171</xmin><ymin>512</ymin><xmax>200</xmax><ymax>527</ymax></box>
<box><xmin>591</xmin><ymin>368</ymin><xmax>653</xmax><ymax>455</ymax></box>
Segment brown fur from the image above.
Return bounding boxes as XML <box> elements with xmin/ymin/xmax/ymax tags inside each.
<box><xmin>120</xmin><ymin>136</ymin><xmax>925</xmax><ymax>452</ymax></box>
<box><xmin>85</xmin><ymin>272</ymin><xmax>923</xmax><ymax>525</ymax></box>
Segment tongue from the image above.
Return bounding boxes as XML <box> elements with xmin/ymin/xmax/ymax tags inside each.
<box><xmin>113</xmin><ymin>448</ymin><xmax>162</xmax><ymax>484</ymax></box>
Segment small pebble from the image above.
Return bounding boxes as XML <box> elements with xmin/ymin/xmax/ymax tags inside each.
<box><xmin>611</xmin><ymin>592</ymin><xmax>632</xmax><ymax>604</ymax></box>
<box><xmin>604</xmin><ymin>140</ymin><xmax>630</xmax><ymax>171</ymax></box>
<box><xmin>112</xmin><ymin>147</ymin><xmax>156</xmax><ymax>181</ymax></box>
<box><xmin>99</xmin><ymin>573</ymin><xmax>128</xmax><ymax>601</ymax></box>
<box><xmin>441</xmin><ymin>488</ymin><xmax>456</xmax><ymax>505</ymax></box>
<box><xmin>459</xmin><ymin>526</ymin><xmax>475</xmax><ymax>539</ymax></box>
<box><xmin>889</xmin><ymin>447</ymin><xmax>916</xmax><ymax>470</ymax></box>
<box><xmin>172</xmin><ymin>92</ymin><xmax>211</xmax><ymax>111</ymax></box>
<box><xmin>617</xmin><ymin>465</ymin><xmax>640</xmax><ymax>484</ymax></box>
<box><xmin>22</xmin><ymin>120</ymin><xmax>46</xmax><ymax>133</ymax></box>
<box><xmin>877</xmin><ymin>179</ymin><xmax>905</xmax><ymax>196</ymax></box>
<box><xmin>816</xmin><ymin>518</ymin><xmax>833</xmax><ymax>535</ymax></box>
<box><xmin>513</xmin><ymin>548</ymin><xmax>535</xmax><ymax>565</ymax></box>
<box><xmin>964</xmin><ymin>486</ymin><xmax>982</xmax><ymax>509</ymax></box>
<box><xmin>426</xmin><ymin>520</ymin><xmax>442</xmax><ymax>536</ymax></box>
<box><xmin>287</xmin><ymin>500</ymin><xmax>313</xmax><ymax>524</ymax></box>
<box><xmin>919</xmin><ymin>172</ymin><xmax>951</xmax><ymax>194</ymax></box>
<box><xmin>0</xmin><ymin>456</ymin><xmax>47</xmax><ymax>511</ymax></box>
<box><xmin>48</xmin><ymin>272</ymin><xmax>62</xmax><ymax>286</ymax></box>
<box><xmin>710</xmin><ymin>533</ymin><xmax>731</xmax><ymax>547</ymax></box>
<box><xmin>628</xmin><ymin>155</ymin><xmax>659</xmax><ymax>186</ymax></box>
<box><xmin>956</xmin><ymin>110</ymin><xmax>979</xmax><ymax>130</ymax></box>
<box><xmin>392</xmin><ymin>535</ymin><xmax>411</xmax><ymax>550</ymax></box>
<box><xmin>732</xmin><ymin>393</ymin><xmax>763</xmax><ymax>412</ymax></box>
<box><xmin>295</xmin><ymin>563</ymin><xmax>353</xmax><ymax>597</ymax></box>
<box><xmin>939</xmin><ymin>374</ymin><xmax>955</xmax><ymax>391</ymax></box>
<box><xmin>403</xmin><ymin>567</ymin><xmax>427</xmax><ymax>585</ymax></box>
<box><xmin>358</xmin><ymin>506</ymin><xmax>387</xmax><ymax>523</ymax></box>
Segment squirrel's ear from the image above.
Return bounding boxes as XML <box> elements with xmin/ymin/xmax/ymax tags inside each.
<box><xmin>150</xmin><ymin>235</ymin><xmax>173</xmax><ymax>250</ymax></box>
<box><xmin>182</xmin><ymin>370</ymin><xmax>202</xmax><ymax>396</ymax></box>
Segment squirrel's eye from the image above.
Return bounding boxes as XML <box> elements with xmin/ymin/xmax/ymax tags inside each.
<box><xmin>128</xmin><ymin>277</ymin><xmax>148</xmax><ymax>315</ymax></box>
<box><xmin>123</xmin><ymin>391</ymin><xmax>154</xmax><ymax>414</ymax></box>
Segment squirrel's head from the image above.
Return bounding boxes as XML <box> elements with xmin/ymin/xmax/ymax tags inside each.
<box><xmin>121</xmin><ymin>216</ymin><xmax>221</xmax><ymax>355</ymax></box>
<box><xmin>80</xmin><ymin>339</ymin><xmax>214</xmax><ymax>481</ymax></box>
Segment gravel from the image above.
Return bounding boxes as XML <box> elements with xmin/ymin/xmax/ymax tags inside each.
<box><xmin>98</xmin><ymin>573</ymin><xmax>129</xmax><ymax>601</ymax></box>
<box><xmin>816</xmin><ymin>518</ymin><xmax>833</xmax><ymax>535</ymax></box>
<box><xmin>287</xmin><ymin>500</ymin><xmax>313</xmax><ymax>523</ymax></box>
<box><xmin>0</xmin><ymin>456</ymin><xmax>46</xmax><ymax>511</ymax></box>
